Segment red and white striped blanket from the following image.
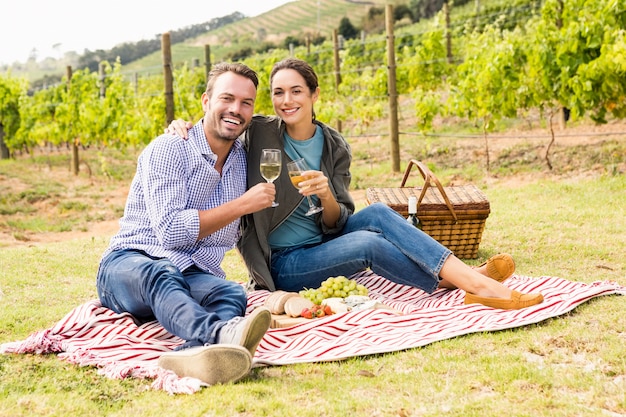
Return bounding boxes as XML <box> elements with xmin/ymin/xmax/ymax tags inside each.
<box><xmin>2</xmin><ymin>271</ymin><xmax>624</xmax><ymax>394</ymax></box>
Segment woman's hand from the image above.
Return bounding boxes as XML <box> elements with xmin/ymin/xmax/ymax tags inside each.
<box><xmin>164</xmin><ymin>119</ymin><xmax>193</xmax><ymax>139</ymax></box>
<box><xmin>297</xmin><ymin>170</ymin><xmax>331</xmax><ymax>200</ymax></box>
<box><xmin>297</xmin><ymin>169</ymin><xmax>340</xmax><ymax>228</ymax></box>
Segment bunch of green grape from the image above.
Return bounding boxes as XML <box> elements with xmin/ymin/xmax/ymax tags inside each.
<box><xmin>300</xmin><ymin>276</ymin><xmax>368</xmax><ymax>305</ymax></box>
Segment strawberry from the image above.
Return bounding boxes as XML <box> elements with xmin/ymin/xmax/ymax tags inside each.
<box><xmin>301</xmin><ymin>308</ymin><xmax>313</xmax><ymax>319</ymax></box>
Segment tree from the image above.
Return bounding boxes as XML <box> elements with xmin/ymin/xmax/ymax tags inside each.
<box><xmin>394</xmin><ymin>4</ymin><xmax>414</xmax><ymax>22</ymax></box>
<box><xmin>409</xmin><ymin>0</ymin><xmax>446</xmax><ymax>22</ymax></box>
<box><xmin>409</xmin><ymin>0</ymin><xmax>473</xmax><ymax>22</ymax></box>
<box><xmin>338</xmin><ymin>17</ymin><xmax>359</xmax><ymax>40</ymax></box>
<box><xmin>283</xmin><ymin>35</ymin><xmax>304</xmax><ymax>49</ymax></box>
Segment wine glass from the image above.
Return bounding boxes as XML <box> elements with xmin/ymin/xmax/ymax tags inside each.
<box><xmin>260</xmin><ymin>149</ymin><xmax>281</xmax><ymax>207</ymax></box>
<box><xmin>286</xmin><ymin>158</ymin><xmax>324</xmax><ymax>216</ymax></box>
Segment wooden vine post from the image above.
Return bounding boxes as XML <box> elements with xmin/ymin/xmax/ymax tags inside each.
<box><xmin>98</xmin><ymin>62</ymin><xmax>106</xmax><ymax>99</ymax></box>
<box><xmin>67</xmin><ymin>65</ymin><xmax>79</xmax><ymax>176</ymax></box>
<box><xmin>385</xmin><ymin>4</ymin><xmax>400</xmax><ymax>173</ymax></box>
<box><xmin>0</xmin><ymin>124</ymin><xmax>9</xmax><ymax>159</ymax></box>
<box><xmin>332</xmin><ymin>29</ymin><xmax>342</xmax><ymax>133</ymax></box>
<box><xmin>444</xmin><ymin>1</ymin><xmax>453</xmax><ymax>64</ymax></box>
<box><xmin>204</xmin><ymin>44</ymin><xmax>212</xmax><ymax>84</ymax></box>
<box><xmin>161</xmin><ymin>32</ymin><xmax>175</xmax><ymax>125</ymax></box>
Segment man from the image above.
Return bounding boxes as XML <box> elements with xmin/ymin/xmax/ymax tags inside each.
<box><xmin>96</xmin><ymin>63</ymin><xmax>276</xmax><ymax>385</ymax></box>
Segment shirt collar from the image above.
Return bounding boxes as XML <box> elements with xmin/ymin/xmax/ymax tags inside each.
<box><xmin>189</xmin><ymin>120</ymin><xmax>245</xmax><ymax>163</ymax></box>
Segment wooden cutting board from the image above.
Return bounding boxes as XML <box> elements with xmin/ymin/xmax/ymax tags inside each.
<box><xmin>270</xmin><ymin>302</ymin><xmax>403</xmax><ymax>329</ymax></box>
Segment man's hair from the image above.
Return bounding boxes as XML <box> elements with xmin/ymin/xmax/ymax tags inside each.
<box><xmin>205</xmin><ymin>62</ymin><xmax>259</xmax><ymax>97</ymax></box>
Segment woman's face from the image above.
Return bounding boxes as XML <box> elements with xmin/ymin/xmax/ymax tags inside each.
<box><xmin>271</xmin><ymin>68</ymin><xmax>319</xmax><ymax>127</ymax></box>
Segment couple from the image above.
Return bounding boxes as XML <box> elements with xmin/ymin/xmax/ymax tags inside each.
<box><xmin>97</xmin><ymin>58</ymin><xmax>543</xmax><ymax>386</ymax></box>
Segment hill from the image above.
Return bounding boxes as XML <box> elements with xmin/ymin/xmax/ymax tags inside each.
<box><xmin>123</xmin><ymin>0</ymin><xmax>402</xmax><ymax>71</ymax></box>
<box><xmin>196</xmin><ymin>0</ymin><xmax>385</xmax><ymax>43</ymax></box>
<box><xmin>3</xmin><ymin>0</ymin><xmax>402</xmax><ymax>82</ymax></box>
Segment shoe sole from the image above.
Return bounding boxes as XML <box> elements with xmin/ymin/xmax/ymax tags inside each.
<box><xmin>482</xmin><ymin>253</ymin><xmax>515</xmax><ymax>282</ymax></box>
<box><xmin>158</xmin><ymin>344</ymin><xmax>252</xmax><ymax>385</ymax></box>
<box><xmin>238</xmin><ymin>307</ymin><xmax>271</xmax><ymax>357</ymax></box>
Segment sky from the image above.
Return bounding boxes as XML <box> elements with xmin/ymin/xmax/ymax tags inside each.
<box><xmin>0</xmin><ymin>0</ymin><xmax>293</xmax><ymax>65</ymax></box>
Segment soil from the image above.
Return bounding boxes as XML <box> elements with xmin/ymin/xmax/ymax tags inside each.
<box><xmin>1</xmin><ymin>120</ymin><xmax>624</xmax><ymax>249</ymax></box>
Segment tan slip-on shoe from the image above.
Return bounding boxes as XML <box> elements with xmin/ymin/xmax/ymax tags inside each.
<box><xmin>464</xmin><ymin>290</ymin><xmax>544</xmax><ymax>310</ymax></box>
<box><xmin>158</xmin><ymin>344</ymin><xmax>252</xmax><ymax>385</ymax></box>
<box><xmin>478</xmin><ymin>253</ymin><xmax>516</xmax><ymax>282</ymax></box>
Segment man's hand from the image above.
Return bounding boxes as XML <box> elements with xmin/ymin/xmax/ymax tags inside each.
<box><xmin>164</xmin><ymin>119</ymin><xmax>193</xmax><ymax>139</ymax></box>
<box><xmin>197</xmin><ymin>182</ymin><xmax>276</xmax><ymax>240</ymax></box>
<box><xmin>241</xmin><ymin>182</ymin><xmax>277</xmax><ymax>213</ymax></box>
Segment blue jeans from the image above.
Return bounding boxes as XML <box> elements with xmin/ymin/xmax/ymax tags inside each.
<box><xmin>271</xmin><ymin>203</ymin><xmax>452</xmax><ymax>293</ymax></box>
<box><xmin>96</xmin><ymin>249</ymin><xmax>247</xmax><ymax>346</ymax></box>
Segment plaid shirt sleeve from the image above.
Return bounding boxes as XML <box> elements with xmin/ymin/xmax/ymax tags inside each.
<box><xmin>105</xmin><ymin>124</ymin><xmax>247</xmax><ymax>278</ymax></box>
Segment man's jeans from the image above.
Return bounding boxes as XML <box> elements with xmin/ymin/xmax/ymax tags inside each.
<box><xmin>97</xmin><ymin>249</ymin><xmax>247</xmax><ymax>346</ymax></box>
<box><xmin>272</xmin><ymin>203</ymin><xmax>452</xmax><ymax>292</ymax></box>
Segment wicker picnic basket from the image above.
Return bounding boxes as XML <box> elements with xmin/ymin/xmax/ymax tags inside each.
<box><xmin>365</xmin><ymin>159</ymin><xmax>490</xmax><ymax>259</ymax></box>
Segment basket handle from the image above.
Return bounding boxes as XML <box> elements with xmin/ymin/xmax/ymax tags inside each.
<box><xmin>400</xmin><ymin>159</ymin><xmax>458</xmax><ymax>222</ymax></box>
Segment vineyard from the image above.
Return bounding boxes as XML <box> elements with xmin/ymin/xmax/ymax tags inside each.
<box><xmin>0</xmin><ymin>0</ymin><xmax>624</xmax><ymax>172</ymax></box>
<box><xmin>195</xmin><ymin>0</ymin><xmax>381</xmax><ymax>43</ymax></box>
<box><xmin>1</xmin><ymin>2</ymin><xmax>625</xmax><ymax>414</ymax></box>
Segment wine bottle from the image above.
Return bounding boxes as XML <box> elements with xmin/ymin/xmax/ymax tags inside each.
<box><xmin>406</xmin><ymin>196</ymin><xmax>421</xmax><ymax>229</ymax></box>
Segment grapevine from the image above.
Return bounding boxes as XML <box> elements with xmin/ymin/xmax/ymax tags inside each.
<box><xmin>1</xmin><ymin>0</ymin><xmax>624</xmax><ymax>165</ymax></box>
<box><xmin>300</xmin><ymin>276</ymin><xmax>368</xmax><ymax>305</ymax></box>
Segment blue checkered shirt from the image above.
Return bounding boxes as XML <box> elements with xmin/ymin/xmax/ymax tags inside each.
<box><xmin>103</xmin><ymin>121</ymin><xmax>247</xmax><ymax>278</ymax></box>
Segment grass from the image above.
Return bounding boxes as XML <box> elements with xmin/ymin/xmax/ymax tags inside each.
<box><xmin>0</xmin><ymin>150</ymin><xmax>133</xmax><ymax>243</ymax></box>
<box><xmin>0</xmin><ymin>124</ymin><xmax>625</xmax><ymax>416</ymax></box>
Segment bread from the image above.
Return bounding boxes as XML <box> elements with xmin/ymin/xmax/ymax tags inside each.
<box><xmin>263</xmin><ymin>291</ymin><xmax>300</xmax><ymax>315</ymax></box>
<box><xmin>284</xmin><ymin>296</ymin><xmax>315</xmax><ymax>318</ymax></box>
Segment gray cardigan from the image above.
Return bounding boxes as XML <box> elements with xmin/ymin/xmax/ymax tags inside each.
<box><xmin>237</xmin><ymin>115</ymin><xmax>355</xmax><ymax>291</ymax></box>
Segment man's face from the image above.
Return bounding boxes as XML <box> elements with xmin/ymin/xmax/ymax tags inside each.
<box><xmin>201</xmin><ymin>71</ymin><xmax>257</xmax><ymax>143</ymax></box>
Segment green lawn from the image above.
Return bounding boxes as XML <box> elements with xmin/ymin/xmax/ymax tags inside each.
<box><xmin>1</xmin><ymin>158</ymin><xmax>624</xmax><ymax>416</ymax></box>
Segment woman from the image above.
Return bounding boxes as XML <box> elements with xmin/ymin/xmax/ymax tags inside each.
<box><xmin>169</xmin><ymin>58</ymin><xmax>543</xmax><ymax>310</ymax></box>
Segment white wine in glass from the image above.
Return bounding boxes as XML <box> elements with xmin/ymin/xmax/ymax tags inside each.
<box><xmin>260</xmin><ymin>149</ymin><xmax>281</xmax><ymax>207</ymax></box>
<box><xmin>286</xmin><ymin>158</ymin><xmax>324</xmax><ymax>216</ymax></box>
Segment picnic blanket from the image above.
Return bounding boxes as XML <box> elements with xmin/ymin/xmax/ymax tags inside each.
<box><xmin>2</xmin><ymin>271</ymin><xmax>625</xmax><ymax>394</ymax></box>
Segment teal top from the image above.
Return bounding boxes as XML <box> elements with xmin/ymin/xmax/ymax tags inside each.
<box><xmin>268</xmin><ymin>125</ymin><xmax>324</xmax><ymax>249</ymax></box>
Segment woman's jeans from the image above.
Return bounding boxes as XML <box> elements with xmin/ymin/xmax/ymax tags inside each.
<box><xmin>97</xmin><ymin>249</ymin><xmax>247</xmax><ymax>346</ymax></box>
<box><xmin>272</xmin><ymin>203</ymin><xmax>452</xmax><ymax>293</ymax></box>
